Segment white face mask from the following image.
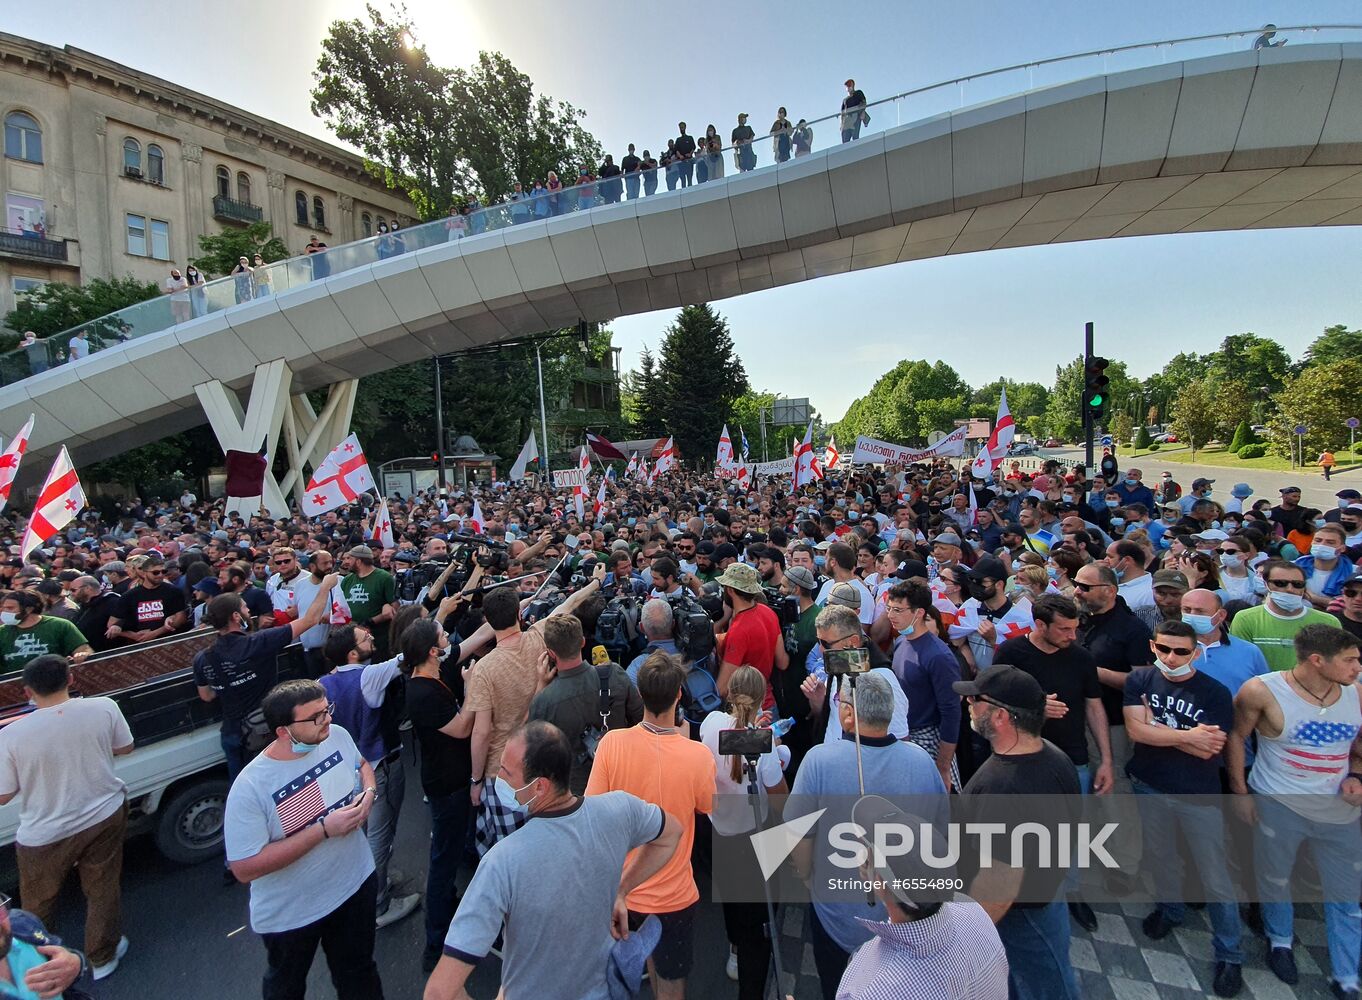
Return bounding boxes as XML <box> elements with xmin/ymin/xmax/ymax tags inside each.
<box><xmin>1154</xmin><ymin>655</ymin><xmax>1195</xmax><ymax>679</ymax></box>
<box><xmin>0</xmin><ymin>612</ymin><xmax>17</xmax><ymax>627</ymax></box>
<box><xmin>1311</xmin><ymin>543</ymin><xmax>1338</xmax><ymax>561</ymax></box>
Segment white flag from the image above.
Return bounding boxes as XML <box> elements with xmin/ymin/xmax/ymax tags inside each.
<box><xmin>509</xmin><ymin>432</ymin><xmax>539</xmax><ymax>481</ymax></box>
<box><xmin>374</xmin><ymin>495</ymin><xmax>395</xmax><ymax>549</ymax></box>
<box><xmin>715</xmin><ymin>424</ymin><xmax>736</xmax><ymax>471</ymax></box>
<box><xmin>468</xmin><ymin>498</ymin><xmax>485</xmax><ymax>533</ymax></box>
<box><xmin>654</xmin><ymin>437</ymin><xmax>677</xmax><ymax>475</ymax></box>
<box><xmin>303</xmin><ymin>434</ymin><xmax>375</xmax><ymax>517</ymax></box>
<box><xmin>20</xmin><ymin>446</ymin><xmax>85</xmax><ymax>560</ymax></box>
<box><xmin>0</xmin><ymin>414</ymin><xmax>35</xmax><ymax>515</ymax></box>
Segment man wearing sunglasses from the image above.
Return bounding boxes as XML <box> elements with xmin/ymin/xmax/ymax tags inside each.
<box><xmin>1334</xmin><ymin>573</ymin><xmax>1362</xmax><ymax>643</ymax></box>
<box><xmin>1123</xmin><ymin>620</ymin><xmax>1243</xmax><ymax>997</ymax></box>
<box><xmin>225</xmin><ymin>678</ymin><xmax>383</xmax><ymax>999</ymax></box>
<box><xmin>104</xmin><ymin>554</ymin><xmax>187</xmax><ymax>646</ymax></box>
<box><xmin>1229</xmin><ymin>560</ymin><xmax>1343</xmax><ymax>672</ymax></box>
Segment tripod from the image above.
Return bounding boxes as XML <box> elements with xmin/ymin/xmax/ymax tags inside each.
<box><xmin>741</xmin><ymin>752</ymin><xmax>787</xmax><ymax>1000</ymax></box>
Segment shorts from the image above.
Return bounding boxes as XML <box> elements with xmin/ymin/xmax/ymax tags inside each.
<box><xmin>628</xmin><ymin>902</ymin><xmax>697</xmax><ymax>980</ymax></box>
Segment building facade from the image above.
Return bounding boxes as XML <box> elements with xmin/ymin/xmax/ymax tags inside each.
<box><xmin>0</xmin><ymin>32</ymin><xmax>413</xmax><ymax>315</ymax></box>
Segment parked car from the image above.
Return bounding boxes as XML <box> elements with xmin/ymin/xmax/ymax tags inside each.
<box><xmin>1011</xmin><ymin>442</ymin><xmax>1037</xmax><ymax>456</ymax></box>
<box><xmin>1153</xmin><ymin>432</ymin><xmax>1180</xmax><ymax>444</ymax></box>
<box><xmin>1043</xmin><ymin>438</ymin><xmax>1063</xmax><ymax>448</ymax></box>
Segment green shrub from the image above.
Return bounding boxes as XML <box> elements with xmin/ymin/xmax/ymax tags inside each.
<box><xmin>1227</xmin><ymin>420</ymin><xmax>1257</xmax><ymax>454</ymax></box>
<box><xmin>1147</xmin><ymin>442</ymin><xmax>1161</xmax><ymax>451</ymax></box>
<box><xmin>1237</xmin><ymin>444</ymin><xmax>1267</xmax><ymax>459</ymax></box>
<box><xmin>1134</xmin><ymin>426</ymin><xmax>1153</xmax><ymax>450</ymax></box>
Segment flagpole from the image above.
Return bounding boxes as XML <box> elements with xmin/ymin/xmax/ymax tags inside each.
<box><xmin>535</xmin><ymin>343</ymin><xmax>552</xmax><ymax>477</ymax></box>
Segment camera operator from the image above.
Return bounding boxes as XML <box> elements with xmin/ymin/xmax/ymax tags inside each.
<box><xmin>627</xmin><ymin>599</ymin><xmax>684</xmax><ymax>684</ymax></box>
<box><xmin>603</xmin><ymin>547</ymin><xmax>648</xmax><ymax>599</ymax></box>
<box><xmin>800</xmin><ymin>603</ymin><xmax>910</xmax><ymax>745</ymax></box>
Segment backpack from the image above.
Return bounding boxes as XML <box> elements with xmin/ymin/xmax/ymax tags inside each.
<box><xmin>681</xmin><ymin>655</ymin><xmax>723</xmax><ymax>725</ymax></box>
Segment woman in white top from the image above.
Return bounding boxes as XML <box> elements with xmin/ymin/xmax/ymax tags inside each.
<box><xmin>1216</xmin><ymin>534</ymin><xmax>1265</xmax><ymax>605</ymax></box>
<box><xmin>699</xmin><ymin>666</ymin><xmax>786</xmax><ymax>997</ymax></box>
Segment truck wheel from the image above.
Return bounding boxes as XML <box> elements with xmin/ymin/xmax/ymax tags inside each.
<box><xmin>154</xmin><ymin>778</ymin><xmax>229</xmax><ymax>865</ymax></box>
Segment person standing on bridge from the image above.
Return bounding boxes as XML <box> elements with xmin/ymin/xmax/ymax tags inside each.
<box><xmin>674</xmin><ymin>123</ymin><xmax>696</xmax><ymax>187</ymax></box>
<box><xmin>840</xmin><ymin>79</ymin><xmax>867</xmax><ymax>143</ymax></box>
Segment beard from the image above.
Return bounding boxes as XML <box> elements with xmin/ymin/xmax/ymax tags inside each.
<box><xmin>970</xmin><ymin>711</ymin><xmax>996</xmax><ymax>741</ymax></box>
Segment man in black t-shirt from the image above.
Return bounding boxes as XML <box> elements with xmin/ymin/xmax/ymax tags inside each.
<box><xmin>731</xmin><ymin>113</ymin><xmax>756</xmax><ymax>171</ymax></box>
<box><xmin>621</xmin><ymin>143</ymin><xmax>642</xmax><ymax>200</ymax></box>
<box><xmin>1122</xmin><ymin>619</ymin><xmax>1243</xmax><ymax>997</ymax></box>
<box><xmin>955</xmin><ymin>666</ymin><xmax>1081</xmax><ymax>1000</ymax></box>
<box><xmin>193</xmin><ymin>575</ymin><xmax>338</xmax><ymax>782</ymax></box>
<box><xmin>673</xmin><ymin>123</ymin><xmax>695</xmax><ymax>187</ymax></box>
<box><xmin>107</xmin><ymin>556</ymin><xmax>187</xmax><ymax>645</ymax></box>
<box><xmin>1269</xmin><ymin>486</ymin><xmax>1307</xmax><ymax>537</ymax></box>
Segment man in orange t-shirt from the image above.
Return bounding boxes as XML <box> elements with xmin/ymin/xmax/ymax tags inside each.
<box><xmin>586</xmin><ymin>649</ymin><xmax>714</xmax><ymax>1000</ymax></box>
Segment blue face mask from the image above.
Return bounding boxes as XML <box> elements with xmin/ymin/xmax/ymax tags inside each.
<box><xmin>1110</xmin><ymin>517</ymin><xmax>1126</xmax><ymax>528</ymax></box>
<box><xmin>627</xmin><ymin>517</ymin><xmax>637</xmax><ymax>526</ymax></box>
<box><xmin>1011</xmin><ymin>559</ymin><xmax>1023</xmax><ymax>573</ymax></box>
<box><xmin>1123</xmin><ymin>478</ymin><xmax>1138</xmax><ymax>487</ymax></box>
<box><xmin>1090</xmin><ymin>498</ymin><xmax>1108</xmax><ymax>509</ymax></box>
<box><xmin>814</xmin><ymin>554</ymin><xmax>827</xmax><ymax>568</ymax></box>
<box><xmin>493</xmin><ymin>775</ymin><xmax>538</xmax><ymax>814</ymax></box>
<box><xmin>288</xmin><ymin>729</ymin><xmax>321</xmax><ymax>755</ymax></box>
<box><xmin>1112</xmin><ymin>566</ymin><xmax>1126</xmax><ymax>582</ymax></box>
<box><xmin>1182</xmin><ymin>613</ymin><xmax>1217</xmax><ymax>635</ymax></box>
<box><xmin>1271</xmin><ymin>591</ymin><xmax>1306</xmax><ymax>613</ymax></box>
<box><xmin>1046</xmin><ymin>565</ymin><xmax>1060</xmax><ymax>580</ymax></box>
<box><xmin>1158</xmin><ymin>537</ymin><xmax>1172</xmax><ymax>550</ymax></box>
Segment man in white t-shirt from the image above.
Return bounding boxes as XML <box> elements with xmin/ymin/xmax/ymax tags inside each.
<box><xmin>225</xmin><ymin>678</ymin><xmax>381</xmax><ymax>998</ymax></box>
<box><xmin>815</xmin><ymin>541</ymin><xmax>876</xmax><ymax>625</ymax></box>
<box><xmin>0</xmin><ymin>654</ymin><xmax>134</xmax><ymax>979</ymax></box>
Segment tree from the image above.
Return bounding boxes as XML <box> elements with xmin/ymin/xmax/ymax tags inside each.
<box><xmin>1110</xmin><ymin>411</ymin><xmax>1134</xmax><ymax>449</ymax></box>
<box><xmin>833</xmin><ymin>359</ymin><xmax>970</xmax><ymax>447</ymax></box>
<box><xmin>970</xmin><ymin>379</ymin><xmax>1048</xmax><ymax>424</ymax></box>
<box><xmin>312</xmin><ymin>5</ymin><xmax>601</xmax><ymax>218</ymax></box>
<box><xmin>1206</xmin><ymin>333</ymin><xmax>1291</xmax><ymax>398</ymax></box>
<box><xmin>624</xmin><ymin>346</ymin><xmax>666</xmax><ymax>438</ymax></box>
<box><xmin>84</xmin><ymin>426</ymin><xmax>220</xmax><ymax>496</ymax></box>
<box><xmin>1169</xmin><ymin>380</ymin><xmax>1219</xmax><ymax>458</ymax></box>
<box><xmin>1</xmin><ymin>275</ymin><xmax>160</xmax><ymax>348</ymax></box>
<box><xmin>1301</xmin><ymin>324</ymin><xmax>1362</xmax><ymax>370</ymax></box>
<box><xmin>1024</xmin><ymin>414</ymin><xmax>1045</xmax><ymax>440</ymax></box>
<box><xmin>1134</xmin><ymin>424</ymin><xmax>1152</xmax><ymax>450</ymax></box>
<box><xmin>1227</xmin><ymin>420</ymin><xmax>1257</xmax><ymax>453</ymax></box>
<box><xmin>654</xmin><ymin>305</ymin><xmax>749</xmax><ymax>461</ymax></box>
<box><xmin>1269</xmin><ymin>359</ymin><xmax>1362</xmax><ymax>460</ymax></box>
<box><xmin>1211</xmin><ymin>379</ymin><xmax>1254</xmax><ymax>439</ymax></box>
<box><xmin>190</xmin><ymin>222</ymin><xmax>290</xmax><ymax>278</ymax></box>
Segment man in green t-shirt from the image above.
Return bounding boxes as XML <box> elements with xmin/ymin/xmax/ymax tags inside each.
<box><xmin>340</xmin><ymin>545</ymin><xmax>396</xmax><ymax>657</ymax></box>
<box><xmin>1229</xmin><ymin>560</ymin><xmax>1341</xmax><ymax>671</ymax></box>
<box><xmin>0</xmin><ymin>591</ymin><xmax>92</xmax><ymax>673</ymax></box>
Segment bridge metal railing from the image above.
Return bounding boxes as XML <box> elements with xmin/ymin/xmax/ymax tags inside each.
<box><xmin>4</xmin><ymin>23</ymin><xmax>1359</xmax><ymax>385</ymax></box>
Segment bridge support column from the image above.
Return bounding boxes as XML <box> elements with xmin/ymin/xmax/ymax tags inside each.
<box><xmin>194</xmin><ymin>360</ymin><xmax>359</xmax><ymax>518</ymax></box>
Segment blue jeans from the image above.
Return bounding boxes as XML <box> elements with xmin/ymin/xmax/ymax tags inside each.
<box><xmin>1256</xmin><ymin>794</ymin><xmax>1362</xmax><ymax>987</ymax></box>
<box><xmin>1130</xmin><ymin>777</ymin><xmax>1243</xmax><ymax>963</ymax></box>
<box><xmin>678</xmin><ymin>160</ymin><xmax>692</xmax><ymax>187</ymax></box>
<box><xmin>368</xmin><ymin>757</ymin><xmax>405</xmax><ymax>914</ymax></box>
<box><xmin>221</xmin><ymin>727</ymin><xmax>244</xmax><ymax>786</ymax></box>
<box><xmin>424</xmin><ymin>789</ymin><xmax>471</xmax><ymax>956</ymax></box>
<box><xmin>625</xmin><ymin>174</ymin><xmax>640</xmax><ymax>200</ymax></box>
<box><xmin>643</xmin><ymin>172</ymin><xmax>657</xmax><ymax>196</ymax></box>
<box><xmin>695</xmin><ymin>157</ymin><xmax>708</xmax><ymax>184</ymax></box>
<box><xmin>996</xmin><ymin>899</ymin><xmax>1079</xmax><ymax>1000</ymax></box>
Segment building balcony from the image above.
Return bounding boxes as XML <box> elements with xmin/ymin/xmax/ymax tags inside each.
<box><xmin>212</xmin><ymin>195</ymin><xmax>264</xmax><ymax>225</ymax></box>
<box><xmin>0</xmin><ymin>228</ymin><xmax>68</xmax><ymax>264</ymax></box>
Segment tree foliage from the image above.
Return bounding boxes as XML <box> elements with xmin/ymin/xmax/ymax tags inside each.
<box><xmin>1206</xmin><ymin>333</ymin><xmax>1292</xmax><ymax>396</ymax></box>
<box><xmin>1</xmin><ymin>275</ymin><xmax>160</xmax><ymax>348</ymax></box>
<box><xmin>311</xmin><ymin>4</ymin><xmax>601</xmax><ymax>219</ymax></box>
<box><xmin>1301</xmin><ymin>324</ymin><xmax>1362</xmax><ymax>370</ymax></box>
<box><xmin>1169</xmin><ymin>379</ymin><xmax>1219</xmax><ymax>458</ymax></box>
<box><xmin>1269</xmin><ymin>359</ymin><xmax>1362</xmax><ymax>459</ymax></box>
<box><xmin>653</xmin><ymin>305</ymin><xmax>749</xmax><ymax>461</ymax></box>
<box><xmin>623</xmin><ymin>346</ymin><xmax>666</xmax><ymax>438</ymax></box>
<box><xmin>85</xmin><ymin>426</ymin><xmax>220</xmax><ymax>496</ymax></box>
<box><xmin>833</xmin><ymin>359</ymin><xmax>970</xmax><ymax>446</ymax></box>
<box><xmin>970</xmin><ymin>379</ymin><xmax>1048</xmax><ymax>424</ymax></box>
<box><xmin>1045</xmin><ymin>356</ymin><xmax>1136</xmax><ymax>443</ymax></box>
<box><xmin>190</xmin><ymin>222</ymin><xmax>290</xmax><ymax>279</ymax></box>
<box><xmin>1227</xmin><ymin>420</ymin><xmax>1257</xmax><ymax>453</ymax></box>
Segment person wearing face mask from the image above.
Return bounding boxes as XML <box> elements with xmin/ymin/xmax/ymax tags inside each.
<box><xmin>194</xmin><ymin>574</ymin><xmax>340</xmax><ymax>790</ymax></box>
<box><xmin>1105</xmin><ymin>540</ymin><xmax>1157</xmax><ymax>623</ymax></box>
<box><xmin>1335</xmin><ymin>573</ymin><xmax>1362</xmax><ymax>642</ymax></box>
<box><xmin>1340</xmin><ymin>504</ymin><xmax>1362</xmax><ymax>558</ymax></box>
<box><xmin>163</xmin><ymin>266</ymin><xmax>190</xmax><ymax>324</ymax></box>
<box><xmin>1229</xmin><ymin>560</ymin><xmax>1343</xmax><ymax>672</ymax></box>
<box><xmin>1113</xmin><ymin>468</ymin><xmax>1155</xmax><ymax>511</ymax></box>
<box><xmin>1122</xmin><ymin>619</ymin><xmax>1244</xmax><ymax>996</ymax></box>
<box><xmin>428</xmin><ymin>720</ymin><xmax>681</xmax><ymax>1000</ymax></box>
<box><xmin>223</xmin><ymin>679</ymin><xmax>382</xmax><ymax>999</ymax></box>
<box><xmin>320</xmin><ymin>624</ymin><xmax>422</xmax><ymax>932</ymax></box>
<box><xmin>1214</xmin><ymin>536</ymin><xmax>1265</xmax><ymax>605</ymax></box>
<box><xmin>1180</xmin><ymin>589</ymin><xmax>1270</xmax><ymax>697</ymax></box>
<box><xmin>1177</xmin><ymin>477</ymin><xmax>1214</xmax><ymax>516</ymax></box>
<box><xmin>1295</xmin><ymin>523</ymin><xmax>1355</xmax><ymax>610</ymax></box>
<box><xmin>883</xmin><ymin>582</ymin><xmax>963</xmax><ymax>790</ymax></box>
<box><xmin>962</xmin><ymin>556</ymin><xmax>1035</xmax><ymax>674</ymax></box>
<box><xmin>0</xmin><ymin>590</ymin><xmax>92</xmax><ymax>672</ymax></box>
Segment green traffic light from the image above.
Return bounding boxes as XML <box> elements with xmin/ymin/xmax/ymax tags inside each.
<box><xmin>1088</xmin><ymin>394</ymin><xmax>1104</xmax><ymax>406</ymax></box>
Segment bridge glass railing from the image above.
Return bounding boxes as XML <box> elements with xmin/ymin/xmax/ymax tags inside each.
<box><xmin>6</xmin><ymin>23</ymin><xmax>1361</xmax><ymax>386</ymax></box>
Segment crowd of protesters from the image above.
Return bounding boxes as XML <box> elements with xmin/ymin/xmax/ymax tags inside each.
<box><xmin>0</xmin><ymin>454</ymin><xmax>1359</xmax><ymax>999</ymax></box>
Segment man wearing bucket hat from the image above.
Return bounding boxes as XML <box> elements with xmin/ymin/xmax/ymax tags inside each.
<box><xmin>714</xmin><ymin>562</ymin><xmax>785</xmax><ymax>705</ymax></box>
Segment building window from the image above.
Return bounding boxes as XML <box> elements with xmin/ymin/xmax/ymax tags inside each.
<box><xmin>6</xmin><ymin>193</ymin><xmax>46</xmax><ymax>235</ymax></box>
<box><xmin>361</xmin><ymin>212</ymin><xmax>372</xmax><ymax>237</ymax></box>
<box><xmin>216</xmin><ymin>166</ymin><xmax>230</xmax><ymax>199</ymax></box>
<box><xmin>237</xmin><ymin>171</ymin><xmax>251</xmax><ymax>204</ymax></box>
<box><xmin>4</xmin><ymin>112</ymin><xmax>42</xmax><ymax>163</ymax></box>
<box><xmin>126</xmin><ymin>213</ymin><xmax>147</xmax><ymax>255</ymax></box>
<box><xmin>149</xmin><ymin>219</ymin><xmax>170</xmax><ymax>260</ymax></box>
<box><xmin>294</xmin><ymin>191</ymin><xmax>307</xmax><ymax>225</ymax></box>
<box><xmin>147</xmin><ymin>144</ymin><xmax>164</xmax><ymax>185</ymax></box>
<box><xmin>122</xmin><ymin>138</ymin><xmax>142</xmax><ymax>176</ymax></box>
<box><xmin>12</xmin><ymin>277</ymin><xmax>47</xmax><ymax>297</ymax></box>
<box><xmin>312</xmin><ymin>196</ymin><xmax>326</xmax><ymax>229</ymax></box>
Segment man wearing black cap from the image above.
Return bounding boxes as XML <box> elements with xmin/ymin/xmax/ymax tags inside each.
<box><xmin>963</xmin><ymin>556</ymin><xmax>1033</xmax><ymax>673</ymax></box>
<box><xmin>1270</xmin><ymin>486</ymin><xmax>1306</xmax><ymax>537</ymax></box>
<box><xmin>1326</xmin><ymin>489</ymin><xmax>1362</xmax><ymax>526</ymax></box>
<box><xmin>956</xmin><ymin>666</ymin><xmax>1081</xmax><ymax>999</ymax></box>
<box><xmin>1178</xmin><ymin>477</ymin><xmax>1216</xmax><ymax>517</ymax></box>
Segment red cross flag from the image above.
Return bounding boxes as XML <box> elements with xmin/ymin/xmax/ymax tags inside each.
<box><xmin>625</xmin><ymin>452</ymin><xmax>639</xmax><ymax>478</ymax></box>
<box><xmin>374</xmin><ymin>495</ymin><xmax>395</xmax><ymax>549</ymax></box>
<box><xmin>736</xmin><ymin>463</ymin><xmax>751</xmax><ymax>490</ymax></box>
<box><xmin>0</xmin><ymin>414</ymin><xmax>35</xmax><ymax>514</ymax></box>
<box><xmin>653</xmin><ymin>437</ymin><xmax>677</xmax><ymax>476</ymax></box>
<box><xmin>20</xmin><ymin>446</ymin><xmax>85</xmax><ymax>560</ymax></box>
<box><xmin>972</xmin><ymin>386</ymin><xmax>1016</xmax><ymax>479</ymax></box>
<box><xmin>791</xmin><ymin>421</ymin><xmax>816</xmax><ymax>492</ymax></box>
<box><xmin>715</xmin><ymin>424</ymin><xmax>736</xmax><ymax>473</ymax></box>
<box><xmin>594</xmin><ymin>474</ymin><xmax>607</xmax><ymax>519</ymax></box>
<box><xmin>823</xmin><ymin>433</ymin><xmax>841</xmax><ymax>473</ymax></box>
<box><xmin>302</xmin><ymin>434</ymin><xmax>375</xmax><ymax>517</ymax></box>
<box><xmin>468</xmin><ymin>498</ymin><xmax>485</xmax><ymax>534</ymax></box>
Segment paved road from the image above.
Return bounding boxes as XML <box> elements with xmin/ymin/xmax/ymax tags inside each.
<box><xmin>1031</xmin><ymin>446</ymin><xmax>1355</xmax><ymax>512</ymax></box>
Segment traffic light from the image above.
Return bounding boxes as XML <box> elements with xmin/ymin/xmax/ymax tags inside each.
<box><xmin>1084</xmin><ymin>356</ymin><xmax>1110</xmax><ymax>425</ymax></box>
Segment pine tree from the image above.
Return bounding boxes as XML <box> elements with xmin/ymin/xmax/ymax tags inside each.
<box><xmin>655</xmin><ymin>305</ymin><xmax>749</xmax><ymax>461</ymax></box>
<box><xmin>1227</xmin><ymin>420</ymin><xmax>1256</xmax><ymax>454</ymax></box>
<box><xmin>631</xmin><ymin>346</ymin><xmax>667</xmax><ymax>438</ymax></box>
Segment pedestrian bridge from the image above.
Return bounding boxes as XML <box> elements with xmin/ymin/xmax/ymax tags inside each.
<box><xmin>6</xmin><ymin>32</ymin><xmax>1362</xmax><ymax>488</ymax></box>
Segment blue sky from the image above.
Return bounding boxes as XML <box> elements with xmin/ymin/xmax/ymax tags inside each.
<box><xmin>8</xmin><ymin>1</ymin><xmax>1361</xmax><ymax>420</ymax></box>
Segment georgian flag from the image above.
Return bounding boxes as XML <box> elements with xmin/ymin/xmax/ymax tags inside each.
<box><xmin>467</xmin><ymin>498</ymin><xmax>485</xmax><ymax>534</ymax></box>
<box><xmin>737</xmin><ymin>463</ymin><xmax>751</xmax><ymax>490</ymax></box>
<box><xmin>972</xmin><ymin>387</ymin><xmax>1016</xmax><ymax>479</ymax></box>
<box><xmin>20</xmin><ymin>446</ymin><xmax>85</xmax><ymax>560</ymax></box>
<box><xmin>791</xmin><ymin>421</ymin><xmax>816</xmax><ymax>491</ymax></box>
<box><xmin>640</xmin><ymin>456</ymin><xmax>651</xmax><ymax>484</ymax></box>
<box><xmin>374</xmin><ymin>495</ymin><xmax>395</xmax><ymax>549</ymax></box>
<box><xmin>303</xmin><ymin>434</ymin><xmax>375</xmax><ymax>516</ymax></box>
<box><xmin>625</xmin><ymin>452</ymin><xmax>639</xmax><ymax>478</ymax></box>
<box><xmin>824</xmin><ymin>433</ymin><xmax>841</xmax><ymax>472</ymax></box>
<box><xmin>715</xmin><ymin>424</ymin><xmax>736</xmax><ymax>472</ymax></box>
<box><xmin>0</xmin><ymin>414</ymin><xmax>35</xmax><ymax>514</ymax></box>
<box><xmin>509</xmin><ymin>432</ymin><xmax>539</xmax><ymax>481</ymax></box>
<box><xmin>594</xmin><ymin>476</ymin><xmax>607</xmax><ymax>519</ymax></box>
<box><xmin>654</xmin><ymin>437</ymin><xmax>677</xmax><ymax>476</ymax></box>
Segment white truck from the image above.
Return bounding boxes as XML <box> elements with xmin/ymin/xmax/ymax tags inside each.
<box><xmin>0</xmin><ymin>629</ymin><xmax>307</xmax><ymax>869</ymax></box>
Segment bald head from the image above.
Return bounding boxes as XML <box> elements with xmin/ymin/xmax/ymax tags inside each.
<box><xmin>1180</xmin><ymin>587</ymin><xmax>1224</xmax><ymax>617</ymax></box>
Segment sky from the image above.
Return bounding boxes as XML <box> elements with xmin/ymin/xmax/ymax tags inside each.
<box><xmin>7</xmin><ymin>1</ymin><xmax>1362</xmax><ymax>421</ymax></box>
